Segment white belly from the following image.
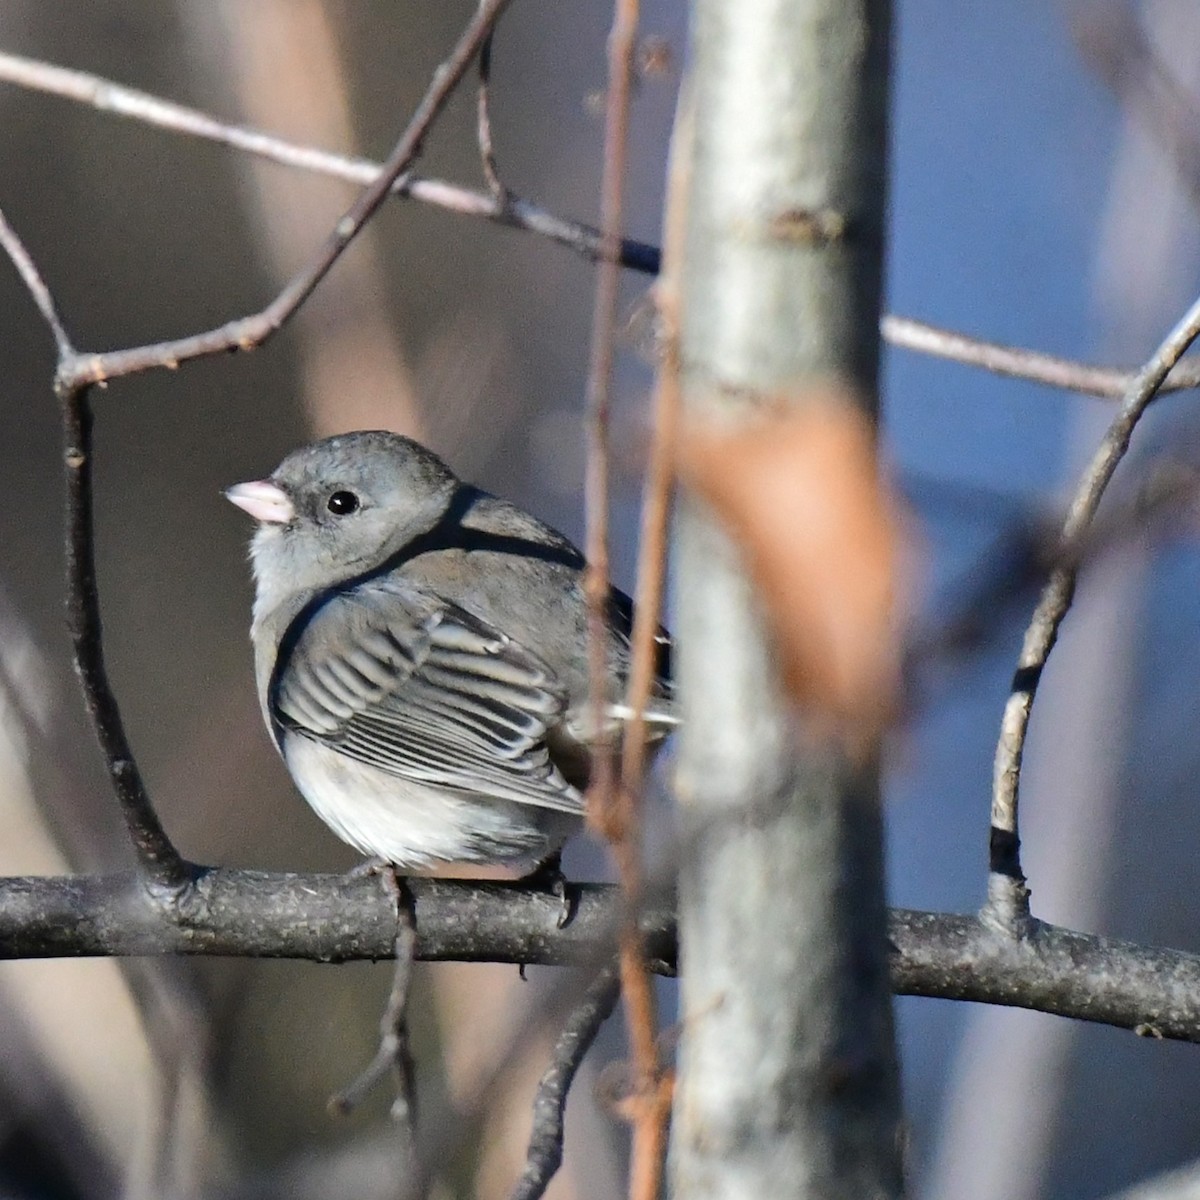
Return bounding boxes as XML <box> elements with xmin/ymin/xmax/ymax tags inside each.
<box><xmin>282</xmin><ymin>733</ymin><xmax>578</xmax><ymax>869</ymax></box>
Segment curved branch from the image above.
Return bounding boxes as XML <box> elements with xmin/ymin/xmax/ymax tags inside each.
<box><xmin>989</xmin><ymin>291</ymin><xmax>1200</xmax><ymax>933</ymax></box>
<box><xmin>61</xmin><ymin>387</ymin><xmax>188</xmax><ymax>888</ymax></box>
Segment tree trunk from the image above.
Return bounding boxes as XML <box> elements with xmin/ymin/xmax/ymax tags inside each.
<box><xmin>669</xmin><ymin>3</ymin><xmax>903</xmax><ymax>1198</ymax></box>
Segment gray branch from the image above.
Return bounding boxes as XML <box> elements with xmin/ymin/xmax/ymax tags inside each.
<box><xmin>2</xmin><ymin>871</ymin><xmax>1200</xmax><ymax>1042</ymax></box>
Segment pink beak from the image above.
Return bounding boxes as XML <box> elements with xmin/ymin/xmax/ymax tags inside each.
<box><xmin>225</xmin><ymin>479</ymin><xmax>295</xmax><ymax>525</ymax></box>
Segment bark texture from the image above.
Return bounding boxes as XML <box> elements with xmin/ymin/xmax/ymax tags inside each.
<box><xmin>670</xmin><ymin>3</ymin><xmax>903</xmax><ymax>1198</ymax></box>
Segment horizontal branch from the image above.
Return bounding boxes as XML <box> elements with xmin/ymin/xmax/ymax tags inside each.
<box><xmin>3</xmin><ymin>869</ymin><xmax>1200</xmax><ymax>1043</ymax></box>
<box><xmin>883</xmin><ymin>314</ymin><xmax>1200</xmax><ymax>398</ymax></box>
<box><xmin>888</xmin><ymin>910</ymin><xmax>1200</xmax><ymax>1041</ymax></box>
<box><xmin>8</xmin><ymin>52</ymin><xmax>1200</xmax><ymax>401</ymax></box>
<box><xmin>0</xmin><ymin>869</ymin><xmax>675</xmax><ymax>968</ymax></box>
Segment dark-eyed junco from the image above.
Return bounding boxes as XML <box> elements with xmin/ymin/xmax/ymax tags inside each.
<box><xmin>226</xmin><ymin>431</ymin><xmax>675</xmax><ymax>872</ymax></box>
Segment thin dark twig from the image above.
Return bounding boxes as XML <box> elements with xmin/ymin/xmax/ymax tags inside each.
<box><xmin>882</xmin><ymin>314</ymin><xmax>1200</xmax><ymax>398</ymax></box>
<box><xmin>329</xmin><ymin>871</ymin><xmax>418</xmax><ymax>1196</ymax></box>
<box><xmin>0</xmin><ymin>203</ymin><xmax>188</xmax><ymax>888</ymax></box>
<box><xmin>988</xmin><ymin>291</ymin><xmax>1200</xmax><ymax>933</ymax></box>
<box><xmin>60</xmin><ymin>389</ymin><xmax>189</xmax><ymax>888</ymax></box>
<box><xmin>509</xmin><ymin>967</ymin><xmax>621</xmax><ymax>1200</ymax></box>
<box><xmin>477</xmin><ymin>20</ymin><xmax>506</xmax><ymax>198</ymax></box>
<box><xmin>51</xmin><ymin>0</ymin><xmax>514</xmax><ymax>391</ymax></box>
<box><xmin>0</xmin><ymin>49</ymin><xmax>659</xmax><ymax>276</ymax></box>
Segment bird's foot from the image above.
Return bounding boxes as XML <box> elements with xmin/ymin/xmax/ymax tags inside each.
<box><xmin>344</xmin><ymin>855</ymin><xmax>393</xmax><ymax>882</ymax></box>
<box><xmin>343</xmin><ymin>856</ymin><xmax>406</xmax><ymax>908</ymax></box>
<box><xmin>520</xmin><ymin>851</ymin><xmax>575</xmax><ymax>929</ymax></box>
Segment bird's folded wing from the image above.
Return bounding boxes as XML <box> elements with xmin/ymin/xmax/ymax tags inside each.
<box><xmin>272</xmin><ymin>581</ymin><xmax>584</xmax><ymax>813</ymax></box>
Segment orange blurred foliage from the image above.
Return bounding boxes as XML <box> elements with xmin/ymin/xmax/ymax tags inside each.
<box><xmin>678</xmin><ymin>389</ymin><xmax>908</xmax><ymax>752</ymax></box>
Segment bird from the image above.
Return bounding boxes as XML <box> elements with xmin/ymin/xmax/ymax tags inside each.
<box><xmin>226</xmin><ymin>430</ymin><xmax>675</xmax><ymax>881</ymax></box>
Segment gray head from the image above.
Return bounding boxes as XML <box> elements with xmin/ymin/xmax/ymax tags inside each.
<box><xmin>226</xmin><ymin>431</ymin><xmax>460</xmax><ymax>622</ymax></box>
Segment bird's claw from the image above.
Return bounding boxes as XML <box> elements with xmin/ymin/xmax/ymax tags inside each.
<box><xmin>521</xmin><ymin>852</ymin><xmax>575</xmax><ymax>929</ymax></box>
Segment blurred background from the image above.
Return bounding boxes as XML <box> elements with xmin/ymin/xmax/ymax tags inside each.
<box><xmin>0</xmin><ymin>1</ymin><xmax>1198</xmax><ymax>1197</ymax></box>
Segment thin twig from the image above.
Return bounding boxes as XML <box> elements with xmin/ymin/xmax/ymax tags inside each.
<box><xmin>883</xmin><ymin>314</ymin><xmax>1200</xmax><ymax>398</ymax></box>
<box><xmin>45</xmin><ymin>0</ymin><xmax>512</xmax><ymax>391</ymax></box>
<box><xmin>9</xmin><ymin>48</ymin><xmax>1200</xmax><ymax>403</ymax></box>
<box><xmin>60</xmin><ymin>388</ymin><xmax>189</xmax><ymax>889</ymax></box>
<box><xmin>607</xmin><ymin>91</ymin><xmax>688</xmax><ymax>1200</ymax></box>
<box><xmin>0</xmin><ymin>208</ymin><xmax>73</xmax><ymax>358</ymax></box>
<box><xmin>582</xmin><ymin>2</ymin><xmax>669</xmax><ymax>1199</ymax></box>
<box><xmin>0</xmin><ymin>49</ymin><xmax>660</xmax><ymax>276</ymax></box>
<box><xmin>329</xmin><ymin>917</ymin><xmax>418</xmax><ymax>1133</ymax></box>
<box><xmin>476</xmin><ymin>19</ymin><xmax>506</xmax><ymax>199</ymax></box>
<box><xmin>0</xmin><ymin>204</ymin><xmax>189</xmax><ymax>889</ymax></box>
<box><xmin>988</xmin><ymin>291</ymin><xmax>1200</xmax><ymax>933</ymax></box>
<box><xmin>509</xmin><ymin>967</ymin><xmax>621</xmax><ymax>1200</ymax></box>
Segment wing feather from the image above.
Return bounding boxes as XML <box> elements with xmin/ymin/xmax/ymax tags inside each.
<box><xmin>273</xmin><ymin>580</ymin><xmax>583</xmax><ymax>814</ymax></box>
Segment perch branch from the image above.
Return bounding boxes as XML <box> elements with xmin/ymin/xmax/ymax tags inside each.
<box><xmin>4</xmin><ymin>872</ymin><xmax>1200</xmax><ymax>1043</ymax></box>
<box><xmin>988</xmin><ymin>291</ymin><xmax>1200</xmax><ymax>933</ymax></box>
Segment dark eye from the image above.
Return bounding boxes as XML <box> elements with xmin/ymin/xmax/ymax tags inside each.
<box><xmin>327</xmin><ymin>490</ymin><xmax>360</xmax><ymax>516</ymax></box>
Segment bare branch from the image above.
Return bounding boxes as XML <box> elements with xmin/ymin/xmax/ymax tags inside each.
<box><xmin>0</xmin><ymin>49</ymin><xmax>661</xmax><ymax>277</ymax></box>
<box><xmin>0</xmin><ymin>203</ymin><xmax>189</xmax><ymax>887</ymax></box>
<box><xmin>0</xmin><ymin>207</ymin><xmax>73</xmax><ymax>358</ymax></box>
<box><xmin>582</xmin><ymin>1</ymin><xmax>671</xmax><ymax>1197</ymax></box>
<box><xmin>331</xmin><ymin>915</ymin><xmax>419</xmax><ymax>1190</ymax></box>
<box><xmin>510</xmin><ymin>967</ymin><xmax>621</xmax><ymax>1200</ymax></box>
<box><xmin>476</xmin><ymin>21</ymin><xmax>507</xmax><ymax>199</ymax></box>
<box><xmin>61</xmin><ymin>385</ymin><xmax>189</xmax><ymax>888</ymax></box>
<box><xmin>989</xmin><ymin>291</ymin><xmax>1200</xmax><ymax>933</ymax></box>
<box><xmin>882</xmin><ymin>313</ymin><xmax>1200</xmax><ymax>398</ymax></box>
<box><xmin>887</xmin><ymin>910</ymin><xmax>1200</xmax><ymax>1043</ymax></box>
<box><xmin>11</xmin><ymin>47</ymin><xmax>1200</xmax><ymax>403</ymax></box>
<box><xmin>42</xmin><ymin>0</ymin><xmax>512</xmax><ymax>390</ymax></box>
<box><xmin>5</xmin><ymin>871</ymin><xmax>1200</xmax><ymax>1043</ymax></box>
